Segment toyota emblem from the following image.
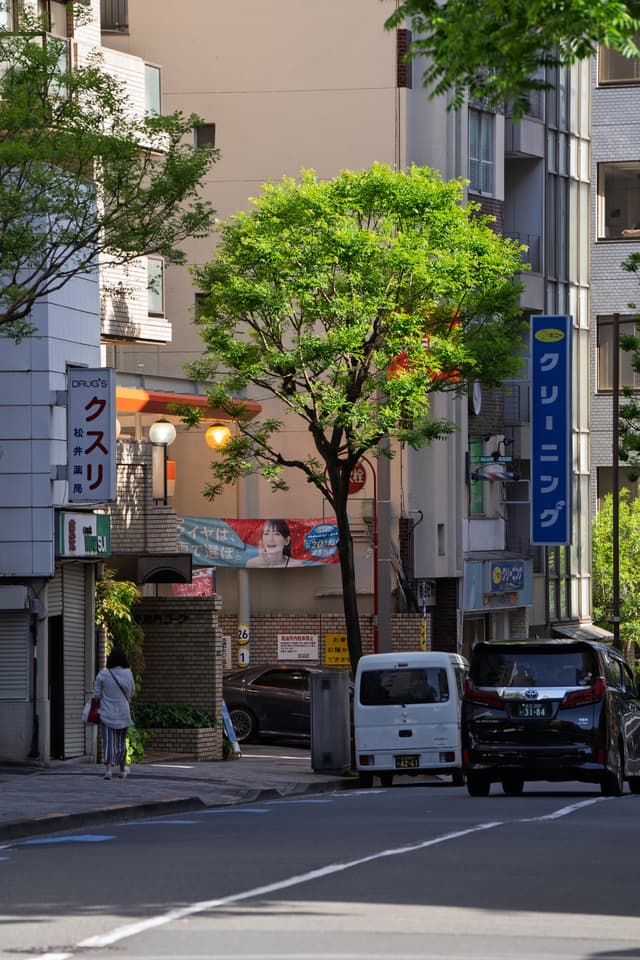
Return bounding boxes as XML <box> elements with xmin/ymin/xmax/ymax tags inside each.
<box><xmin>524</xmin><ymin>689</ymin><xmax>539</xmax><ymax>700</ymax></box>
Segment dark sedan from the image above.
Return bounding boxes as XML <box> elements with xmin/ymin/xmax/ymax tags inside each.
<box><xmin>223</xmin><ymin>663</ymin><xmax>329</xmax><ymax>743</ymax></box>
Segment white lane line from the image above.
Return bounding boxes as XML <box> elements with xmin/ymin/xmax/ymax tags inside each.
<box><xmin>44</xmin><ymin>796</ymin><xmax>608</xmax><ymax>958</ymax></box>
<box><xmin>77</xmin><ymin>821</ymin><xmax>504</xmax><ymax>949</ymax></box>
<box><xmin>520</xmin><ymin>798</ymin><xmax>605</xmax><ymax>821</ymax></box>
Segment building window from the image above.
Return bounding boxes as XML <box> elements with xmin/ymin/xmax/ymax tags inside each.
<box><xmin>599</xmin><ymin>36</ymin><xmax>640</xmax><ymax>84</ymax></box>
<box><xmin>598</xmin><ymin>162</ymin><xmax>640</xmax><ymax>239</ymax></box>
<box><xmin>101</xmin><ymin>0</ymin><xmax>129</xmax><ymax>32</ymax></box>
<box><xmin>144</xmin><ymin>63</ymin><xmax>161</xmax><ymax>117</ymax></box>
<box><xmin>0</xmin><ymin>0</ymin><xmax>18</xmax><ymax>29</ymax></box>
<box><xmin>546</xmin><ymin>546</ymin><xmax>571</xmax><ymax>622</ymax></box>
<box><xmin>468</xmin><ymin>109</ymin><xmax>495</xmax><ymax>195</ymax></box>
<box><xmin>597</xmin><ymin>315</ymin><xmax>640</xmax><ymax>391</ymax></box>
<box><xmin>195</xmin><ymin>123</ymin><xmax>216</xmax><ymax>150</ymax></box>
<box><xmin>147</xmin><ymin>257</ymin><xmax>164</xmax><ymax>316</ymax></box>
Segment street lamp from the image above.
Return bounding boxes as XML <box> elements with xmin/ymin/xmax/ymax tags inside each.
<box><xmin>205</xmin><ymin>423</ymin><xmax>232</xmax><ymax>449</ymax></box>
<box><xmin>149</xmin><ymin>418</ymin><xmax>177</xmax><ymax>505</ymax></box>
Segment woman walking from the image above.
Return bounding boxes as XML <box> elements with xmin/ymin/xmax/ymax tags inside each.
<box><xmin>93</xmin><ymin>646</ymin><xmax>135</xmax><ymax>780</ymax></box>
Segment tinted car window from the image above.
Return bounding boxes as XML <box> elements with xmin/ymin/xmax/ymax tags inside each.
<box><xmin>253</xmin><ymin>669</ymin><xmax>308</xmax><ymax>691</ymax></box>
<box><xmin>472</xmin><ymin>649</ymin><xmax>597</xmax><ymax>687</ymax></box>
<box><xmin>360</xmin><ymin>668</ymin><xmax>449</xmax><ymax>705</ymax></box>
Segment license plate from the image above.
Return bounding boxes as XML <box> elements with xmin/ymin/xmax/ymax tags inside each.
<box><xmin>395</xmin><ymin>754</ymin><xmax>420</xmax><ymax>769</ymax></box>
<box><xmin>517</xmin><ymin>702</ymin><xmax>550</xmax><ymax>719</ymax></box>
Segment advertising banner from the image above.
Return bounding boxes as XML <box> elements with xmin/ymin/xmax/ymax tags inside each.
<box><xmin>531</xmin><ymin>315</ymin><xmax>572</xmax><ymax>545</ymax></box>
<box><xmin>177</xmin><ymin>516</ymin><xmax>340</xmax><ymax>568</ymax></box>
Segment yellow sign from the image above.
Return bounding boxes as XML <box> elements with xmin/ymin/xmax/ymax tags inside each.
<box><xmin>324</xmin><ymin>632</ymin><xmax>350</xmax><ymax>666</ymax></box>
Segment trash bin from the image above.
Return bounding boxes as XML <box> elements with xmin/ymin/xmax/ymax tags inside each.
<box><xmin>310</xmin><ymin>670</ymin><xmax>351</xmax><ymax>774</ymax></box>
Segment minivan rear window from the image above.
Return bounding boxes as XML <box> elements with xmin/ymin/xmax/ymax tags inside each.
<box><xmin>472</xmin><ymin>648</ymin><xmax>597</xmax><ymax>688</ymax></box>
<box><xmin>360</xmin><ymin>668</ymin><xmax>449</xmax><ymax>705</ymax></box>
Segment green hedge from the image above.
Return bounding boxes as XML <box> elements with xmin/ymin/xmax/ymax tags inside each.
<box><xmin>133</xmin><ymin>703</ymin><xmax>218</xmax><ymax>729</ymax></box>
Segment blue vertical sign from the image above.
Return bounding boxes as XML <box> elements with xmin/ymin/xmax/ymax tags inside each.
<box><xmin>531</xmin><ymin>315</ymin><xmax>572</xmax><ymax>545</ymax></box>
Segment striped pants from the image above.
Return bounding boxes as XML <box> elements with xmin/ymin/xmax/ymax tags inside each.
<box><xmin>101</xmin><ymin>724</ymin><xmax>128</xmax><ymax>766</ymax></box>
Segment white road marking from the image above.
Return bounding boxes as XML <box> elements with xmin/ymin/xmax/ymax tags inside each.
<box><xmin>38</xmin><ymin>796</ymin><xmax>608</xmax><ymax>959</ymax></box>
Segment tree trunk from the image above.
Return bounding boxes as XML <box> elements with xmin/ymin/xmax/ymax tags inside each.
<box><xmin>335</xmin><ymin>501</ymin><xmax>363</xmax><ymax>672</ymax></box>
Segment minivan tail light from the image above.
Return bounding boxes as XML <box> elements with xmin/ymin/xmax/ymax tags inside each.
<box><xmin>464</xmin><ymin>679</ymin><xmax>503</xmax><ymax>709</ymax></box>
<box><xmin>560</xmin><ymin>676</ymin><xmax>605</xmax><ymax>710</ymax></box>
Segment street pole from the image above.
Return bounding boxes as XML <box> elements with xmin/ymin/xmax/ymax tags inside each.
<box><xmin>612</xmin><ymin>313</ymin><xmax>621</xmax><ymax>650</ymax></box>
<box><xmin>377</xmin><ymin>438</ymin><xmax>393</xmax><ymax>653</ymax></box>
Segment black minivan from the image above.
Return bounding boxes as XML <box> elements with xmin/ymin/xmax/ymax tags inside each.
<box><xmin>462</xmin><ymin>639</ymin><xmax>640</xmax><ymax>797</ymax></box>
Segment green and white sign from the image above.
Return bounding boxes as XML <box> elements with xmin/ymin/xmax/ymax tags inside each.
<box><xmin>58</xmin><ymin>512</ymin><xmax>111</xmax><ymax>558</ymax></box>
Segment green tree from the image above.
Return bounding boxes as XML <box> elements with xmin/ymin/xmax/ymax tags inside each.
<box><xmin>386</xmin><ymin>0</ymin><xmax>640</xmax><ymax>116</ymax></box>
<box><xmin>95</xmin><ymin>569</ymin><xmax>147</xmax><ymax>762</ymax></box>
<box><xmin>188</xmin><ymin>163</ymin><xmax>526</xmax><ymax>669</ymax></box>
<box><xmin>593</xmin><ymin>489</ymin><xmax>640</xmax><ymax>665</ymax></box>
<box><xmin>0</xmin><ymin>8</ymin><xmax>217</xmax><ymax>341</ymax></box>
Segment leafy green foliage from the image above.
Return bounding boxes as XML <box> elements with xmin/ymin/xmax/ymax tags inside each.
<box><xmin>593</xmin><ymin>490</ymin><xmax>640</xmax><ymax>666</ymax></box>
<box><xmin>133</xmin><ymin>703</ymin><xmax>218</xmax><ymax>729</ymax></box>
<box><xmin>95</xmin><ymin>568</ymin><xmax>145</xmax><ymax>677</ymax></box>
<box><xmin>190</xmin><ymin>164</ymin><xmax>526</xmax><ymax>668</ymax></box>
<box><xmin>386</xmin><ymin>0</ymin><xmax>640</xmax><ymax>117</ymax></box>
<box><xmin>0</xmin><ymin>10</ymin><xmax>216</xmax><ymax>339</ymax></box>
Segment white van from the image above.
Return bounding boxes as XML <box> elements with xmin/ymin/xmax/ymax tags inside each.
<box><xmin>354</xmin><ymin>651</ymin><xmax>469</xmax><ymax>787</ymax></box>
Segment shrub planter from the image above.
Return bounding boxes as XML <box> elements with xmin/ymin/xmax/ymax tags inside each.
<box><xmin>141</xmin><ymin>726</ymin><xmax>223</xmax><ymax>761</ymax></box>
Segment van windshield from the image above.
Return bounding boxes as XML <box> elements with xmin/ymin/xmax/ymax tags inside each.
<box><xmin>472</xmin><ymin>649</ymin><xmax>597</xmax><ymax>687</ymax></box>
<box><xmin>360</xmin><ymin>668</ymin><xmax>449</xmax><ymax>705</ymax></box>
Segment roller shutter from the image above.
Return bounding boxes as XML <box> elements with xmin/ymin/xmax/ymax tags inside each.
<box><xmin>0</xmin><ymin>613</ymin><xmax>30</xmax><ymax>699</ymax></box>
<box><xmin>63</xmin><ymin>564</ymin><xmax>88</xmax><ymax>758</ymax></box>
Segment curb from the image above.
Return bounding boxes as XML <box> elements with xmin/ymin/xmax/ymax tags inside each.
<box><xmin>0</xmin><ymin>777</ymin><xmax>357</xmax><ymax>844</ymax></box>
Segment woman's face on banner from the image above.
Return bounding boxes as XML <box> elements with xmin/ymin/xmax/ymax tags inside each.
<box><xmin>261</xmin><ymin>521</ymin><xmax>290</xmax><ymax>558</ymax></box>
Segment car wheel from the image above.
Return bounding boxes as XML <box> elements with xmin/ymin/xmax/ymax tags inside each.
<box><xmin>358</xmin><ymin>772</ymin><xmax>373</xmax><ymax>788</ymax></box>
<box><xmin>228</xmin><ymin>706</ymin><xmax>257</xmax><ymax>743</ymax></box>
<box><xmin>501</xmin><ymin>775</ymin><xmax>525</xmax><ymax>796</ymax></box>
<box><xmin>379</xmin><ymin>772</ymin><xmax>394</xmax><ymax>787</ymax></box>
<box><xmin>628</xmin><ymin>776</ymin><xmax>640</xmax><ymax>794</ymax></box>
<box><xmin>452</xmin><ymin>769</ymin><xmax>465</xmax><ymax>787</ymax></box>
<box><xmin>466</xmin><ymin>773</ymin><xmax>490</xmax><ymax>797</ymax></box>
<box><xmin>601</xmin><ymin>745</ymin><xmax>625</xmax><ymax>797</ymax></box>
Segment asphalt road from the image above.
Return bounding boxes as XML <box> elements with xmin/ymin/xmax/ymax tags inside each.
<box><xmin>2</xmin><ymin>754</ymin><xmax>640</xmax><ymax>960</ymax></box>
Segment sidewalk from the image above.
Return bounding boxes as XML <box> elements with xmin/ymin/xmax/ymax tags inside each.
<box><xmin>0</xmin><ymin>745</ymin><xmax>357</xmax><ymax>843</ymax></box>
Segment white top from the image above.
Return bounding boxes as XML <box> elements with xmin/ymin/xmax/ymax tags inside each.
<box><xmin>93</xmin><ymin>666</ymin><xmax>135</xmax><ymax>729</ymax></box>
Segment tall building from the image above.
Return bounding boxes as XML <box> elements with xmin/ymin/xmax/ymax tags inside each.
<box><xmin>0</xmin><ymin>0</ymin><xmax>185</xmax><ymax>762</ymax></box>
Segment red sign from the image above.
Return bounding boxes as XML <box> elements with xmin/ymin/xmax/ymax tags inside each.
<box><xmin>349</xmin><ymin>463</ymin><xmax>367</xmax><ymax>494</ymax></box>
<box><xmin>171</xmin><ymin>568</ymin><xmax>215</xmax><ymax>597</ymax></box>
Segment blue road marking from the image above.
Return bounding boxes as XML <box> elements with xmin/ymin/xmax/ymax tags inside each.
<box><xmin>19</xmin><ymin>835</ymin><xmax>115</xmax><ymax>845</ymax></box>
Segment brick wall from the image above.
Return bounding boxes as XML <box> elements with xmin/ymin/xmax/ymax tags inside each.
<box><xmin>218</xmin><ymin>611</ymin><xmax>427</xmax><ymax>669</ymax></box>
<box><xmin>108</xmin><ymin>440</ymin><xmax>178</xmax><ymax>553</ymax></box>
<box><xmin>134</xmin><ymin>597</ymin><xmax>223</xmax><ymax>713</ymax></box>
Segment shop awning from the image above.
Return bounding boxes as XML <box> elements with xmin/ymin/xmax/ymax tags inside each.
<box><xmin>115</xmin><ymin>386</ymin><xmax>261</xmax><ymax>420</ymax></box>
<box><xmin>552</xmin><ymin>623</ymin><xmax>614</xmax><ymax>642</ymax></box>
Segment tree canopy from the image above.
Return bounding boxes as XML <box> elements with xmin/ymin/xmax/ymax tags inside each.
<box><xmin>189</xmin><ymin>163</ymin><xmax>526</xmax><ymax>667</ymax></box>
<box><xmin>386</xmin><ymin>0</ymin><xmax>640</xmax><ymax>116</ymax></box>
<box><xmin>592</xmin><ymin>489</ymin><xmax>640</xmax><ymax>665</ymax></box>
<box><xmin>0</xmin><ymin>12</ymin><xmax>217</xmax><ymax>340</ymax></box>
